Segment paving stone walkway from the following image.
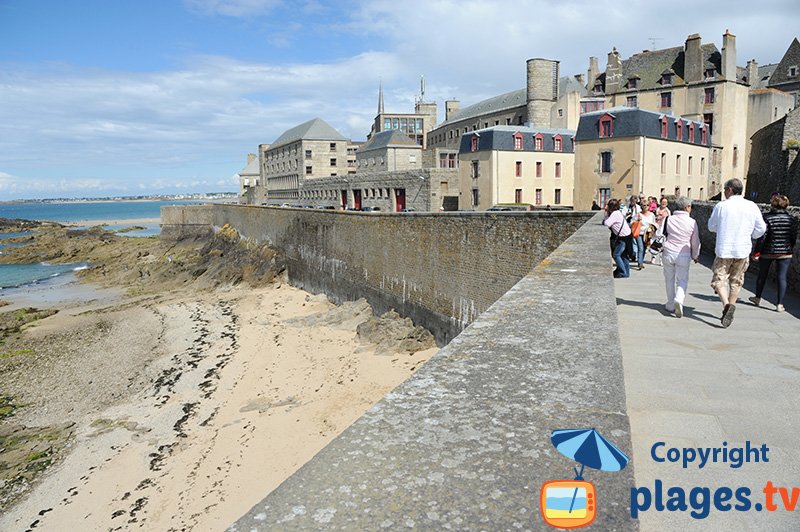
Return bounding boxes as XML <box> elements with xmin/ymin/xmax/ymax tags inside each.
<box><xmin>615</xmin><ymin>253</ymin><xmax>800</xmax><ymax>531</ymax></box>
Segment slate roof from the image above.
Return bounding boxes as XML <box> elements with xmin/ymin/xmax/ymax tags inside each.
<box><xmin>443</xmin><ymin>88</ymin><xmax>526</xmax><ymax>126</ymax></box>
<box><xmin>271</xmin><ymin>117</ymin><xmax>348</xmax><ymax>148</ymax></box>
<box><xmin>595</xmin><ymin>44</ymin><xmax>722</xmax><ymax>92</ymax></box>
<box><xmin>458</xmin><ymin>125</ymin><xmax>577</xmax><ymax>154</ymax></box>
<box><xmin>768</xmin><ymin>37</ymin><xmax>800</xmax><ymax>86</ymax></box>
<box><xmin>575</xmin><ymin>107</ymin><xmax>709</xmax><ymax>146</ymax></box>
<box><xmin>238</xmin><ymin>157</ymin><xmax>259</xmax><ymax>176</ymax></box>
<box><xmin>359</xmin><ymin>129</ymin><xmax>421</xmax><ymax>153</ymax></box>
<box><xmin>754</xmin><ymin>63</ymin><xmax>779</xmax><ymax>88</ymax></box>
<box><xmin>439</xmin><ymin>76</ymin><xmax>589</xmax><ymax>128</ymax></box>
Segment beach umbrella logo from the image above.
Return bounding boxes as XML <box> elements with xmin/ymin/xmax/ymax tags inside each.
<box><xmin>540</xmin><ymin>428</ymin><xmax>630</xmax><ymax>529</ymax></box>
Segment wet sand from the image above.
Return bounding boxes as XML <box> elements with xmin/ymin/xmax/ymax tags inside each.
<box><xmin>0</xmin><ymin>281</ymin><xmax>437</xmax><ymax>531</ymax></box>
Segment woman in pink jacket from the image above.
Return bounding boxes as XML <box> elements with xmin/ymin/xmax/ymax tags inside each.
<box><xmin>656</xmin><ymin>196</ymin><xmax>700</xmax><ymax>317</ymax></box>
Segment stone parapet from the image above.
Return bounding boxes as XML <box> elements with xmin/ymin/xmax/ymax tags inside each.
<box><xmin>229</xmin><ymin>212</ymin><xmax>637</xmax><ymax>531</ymax></box>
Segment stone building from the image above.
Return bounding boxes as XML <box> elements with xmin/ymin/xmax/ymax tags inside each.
<box><xmin>356</xmin><ymin>129</ymin><xmax>422</xmax><ymax>173</ymax></box>
<box><xmin>574</xmin><ymin>107</ymin><xmax>711</xmax><ymax>209</ymax></box>
<box><xmin>258</xmin><ymin>118</ymin><xmax>356</xmax><ymax>202</ymax></box>
<box><xmin>237</xmin><ymin>153</ymin><xmax>263</xmax><ymax>205</ymax></box>
<box><xmin>458</xmin><ymin>125</ymin><xmax>576</xmax><ymax>211</ymax></box>
<box><xmin>766</xmin><ymin>37</ymin><xmax>800</xmax><ymax>106</ymax></box>
<box><xmin>587</xmin><ymin>31</ymin><xmax>752</xmax><ymax>198</ymax></box>
<box><xmin>369</xmin><ymin>80</ymin><xmax>437</xmax><ymax>148</ymax></box>
<box><xmin>294</xmin><ymin>168</ymin><xmax>460</xmax><ymax>212</ymax></box>
<box><xmin>746</xmin><ymin>106</ymin><xmax>800</xmax><ymax>203</ymax></box>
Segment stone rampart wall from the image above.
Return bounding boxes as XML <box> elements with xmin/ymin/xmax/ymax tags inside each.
<box><xmin>162</xmin><ymin>205</ymin><xmax>594</xmax><ymax>345</ymax></box>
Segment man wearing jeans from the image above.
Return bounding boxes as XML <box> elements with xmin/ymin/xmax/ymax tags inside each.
<box><xmin>708</xmin><ymin>178</ymin><xmax>767</xmax><ymax>327</ymax></box>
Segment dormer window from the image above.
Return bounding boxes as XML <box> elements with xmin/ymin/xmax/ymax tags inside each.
<box><xmin>676</xmin><ymin>119</ymin><xmax>683</xmax><ymax>140</ymax></box>
<box><xmin>534</xmin><ymin>133</ymin><xmax>544</xmax><ymax>151</ymax></box>
<box><xmin>701</xmin><ymin>124</ymin><xmax>708</xmax><ymax>144</ymax></box>
<box><xmin>553</xmin><ymin>135</ymin><xmax>563</xmax><ymax>152</ymax></box>
<box><xmin>689</xmin><ymin>122</ymin><xmax>695</xmax><ymax>143</ymax></box>
<box><xmin>705</xmin><ymin>68</ymin><xmax>716</xmax><ymax>80</ymax></box>
<box><xmin>598</xmin><ymin>113</ymin><xmax>615</xmax><ymax>138</ymax></box>
<box><xmin>470</xmin><ymin>134</ymin><xmax>479</xmax><ymax>152</ymax></box>
<box><xmin>660</xmin><ymin>115</ymin><xmax>669</xmax><ymax>138</ymax></box>
<box><xmin>660</xmin><ymin>72</ymin><xmax>673</xmax><ymax>85</ymax></box>
<box><xmin>513</xmin><ymin>131</ymin><xmax>524</xmax><ymax>150</ymax></box>
<box><xmin>628</xmin><ymin>76</ymin><xmax>639</xmax><ymax>89</ymax></box>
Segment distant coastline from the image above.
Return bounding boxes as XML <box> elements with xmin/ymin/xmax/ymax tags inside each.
<box><xmin>0</xmin><ymin>192</ymin><xmax>237</xmax><ymax>205</ymax></box>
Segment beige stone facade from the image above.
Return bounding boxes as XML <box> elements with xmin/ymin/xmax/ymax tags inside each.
<box><xmin>574</xmin><ymin>108</ymin><xmax>711</xmax><ymax>209</ymax></box>
<box><xmin>590</xmin><ymin>32</ymin><xmax>775</xmax><ymax>198</ymax></box>
<box><xmin>458</xmin><ymin>126</ymin><xmax>575</xmax><ymax>211</ymax></box>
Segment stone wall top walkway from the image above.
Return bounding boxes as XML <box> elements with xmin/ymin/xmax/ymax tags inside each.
<box><xmin>230</xmin><ymin>214</ymin><xmax>638</xmax><ymax>531</ymax></box>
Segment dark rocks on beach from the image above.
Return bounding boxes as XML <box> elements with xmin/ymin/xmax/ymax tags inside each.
<box><xmin>356</xmin><ymin>309</ymin><xmax>437</xmax><ymax>355</ymax></box>
<box><xmin>0</xmin><ymin>421</ymin><xmax>75</xmax><ymax>514</ymax></box>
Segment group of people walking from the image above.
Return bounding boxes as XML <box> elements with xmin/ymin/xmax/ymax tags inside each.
<box><xmin>603</xmin><ymin>178</ymin><xmax>798</xmax><ymax>327</ymax></box>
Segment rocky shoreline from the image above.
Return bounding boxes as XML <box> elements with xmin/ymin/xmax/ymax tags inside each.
<box><xmin>0</xmin><ymin>219</ymin><xmax>437</xmax><ymax>530</ymax></box>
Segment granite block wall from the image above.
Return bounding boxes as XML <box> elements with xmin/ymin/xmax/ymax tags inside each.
<box><xmin>162</xmin><ymin>205</ymin><xmax>594</xmax><ymax>344</ymax></box>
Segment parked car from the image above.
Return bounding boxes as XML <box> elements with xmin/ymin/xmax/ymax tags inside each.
<box><xmin>487</xmin><ymin>206</ymin><xmax>512</xmax><ymax>211</ymax></box>
<box><xmin>360</xmin><ymin>206</ymin><xmax>381</xmax><ymax>212</ymax></box>
<box><xmin>400</xmin><ymin>208</ymin><xmax>416</xmax><ymax>212</ymax></box>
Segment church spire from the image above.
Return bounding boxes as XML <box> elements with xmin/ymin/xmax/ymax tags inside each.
<box><xmin>378</xmin><ymin>79</ymin><xmax>384</xmax><ymax>115</ymax></box>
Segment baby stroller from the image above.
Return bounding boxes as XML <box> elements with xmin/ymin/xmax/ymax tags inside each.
<box><xmin>647</xmin><ymin>233</ymin><xmax>665</xmax><ymax>265</ymax></box>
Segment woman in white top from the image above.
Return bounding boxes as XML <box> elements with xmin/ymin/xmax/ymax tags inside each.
<box><xmin>603</xmin><ymin>198</ymin><xmax>632</xmax><ymax>278</ymax></box>
<box><xmin>632</xmin><ymin>202</ymin><xmax>656</xmax><ymax>270</ymax></box>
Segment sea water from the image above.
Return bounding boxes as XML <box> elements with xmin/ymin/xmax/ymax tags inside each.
<box><xmin>0</xmin><ymin>200</ymin><xmax>202</xmax><ymax>291</ymax></box>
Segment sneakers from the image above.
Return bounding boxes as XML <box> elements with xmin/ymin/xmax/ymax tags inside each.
<box><xmin>749</xmin><ymin>296</ymin><xmax>761</xmax><ymax>307</ymax></box>
<box><xmin>777</xmin><ymin>304</ymin><xmax>785</xmax><ymax>312</ymax></box>
<box><xmin>675</xmin><ymin>302</ymin><xmax>683</xmax><ymax>318</ymax></box>
<box><xmin>721</xmin><ymin>304</ymin><xmax>736</xmax><ymax>328</ymax></box>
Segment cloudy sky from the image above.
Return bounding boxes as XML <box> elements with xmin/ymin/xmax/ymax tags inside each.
<box><xmin>1</xmin><ymin>0</ymin><xmax>798</xmax><ymax>200</ymax></box>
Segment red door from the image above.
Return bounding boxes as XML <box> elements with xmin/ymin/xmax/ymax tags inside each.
<box><xmin>395</xmin><ymin>188</ymin><xmax>406</xmax><ymax>212</ymax></box>
<box><xmin>353</xmin><ymin>189</ymin><xmax>362</xmax><ymax>210</ymax></box>
<box><xmin>341</xmin><ymin>190</ymin><xmax>348</xmax><ymax>209</ymax></box>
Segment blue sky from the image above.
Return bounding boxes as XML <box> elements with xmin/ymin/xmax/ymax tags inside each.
<box><xmin>1</xmin><ymin>0</ymin><xmax>798</xmax><ymax>200</ymax></box>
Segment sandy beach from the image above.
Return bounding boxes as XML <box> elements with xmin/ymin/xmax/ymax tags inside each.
<box><xmin>0</xmin><ymin>223</ymin><xmax>437</xmax><ymax>531</ymax></box>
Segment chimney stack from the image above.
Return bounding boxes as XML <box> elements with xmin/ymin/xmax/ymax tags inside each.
<box><xmin>722</xmin><ymin>29</ymin><xmax>737</xmax><ymax>82</ymax></box>
<box><xmin>247</xmin><ymin>153</ymin><xmax>257</xmax><ymax>164</ymax></box>
<box><xmin>746</xmin><ymin>59</ymin><xmax>758</xmax><ymax>86</ymax></box>
<box><xmin>604</xmin><ymin>48</ymin><xmax>622</xmax><ymax>94</ymax></box>
<box><xmin>684</xmin><ymin>33</ymin><xmax>703</xmax><ymax>84</ymax></box>
<box><xmin>587</xmin><ymin>56</ymin><xmax>599</xmax><ymax>90</ymax></box>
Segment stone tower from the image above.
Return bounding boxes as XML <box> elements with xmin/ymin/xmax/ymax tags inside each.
<box><xmin>526</xmin><ymin>58</ymin><xmax>559</xmax><ymax>127</ymax></box>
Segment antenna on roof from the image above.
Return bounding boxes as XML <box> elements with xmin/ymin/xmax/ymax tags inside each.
<box><xmin>420</xmin><ymin>75</ymin><xmax>425</xmax><ymax>101</ymax></box>
<box><xmin>648</xmin><ymin>37</ymin><xmax>663</xmax><ymax>50</ymax></box>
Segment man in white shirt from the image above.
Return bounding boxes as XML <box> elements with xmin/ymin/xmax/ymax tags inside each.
<box><xmin>708</xmin><ymin>178</ymin><xmax>767</xmax><ymax>327</ymax></box>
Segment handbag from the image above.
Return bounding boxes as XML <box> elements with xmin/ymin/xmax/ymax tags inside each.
<box><xmin>649</xmin><ymin>217</ymin><xmax>670</xmax><ymax>252</ymax></box>
<box><xmin>631</xmin><ymin>220</ymin><xmax>642</xmax><ymax>238</ymax></box>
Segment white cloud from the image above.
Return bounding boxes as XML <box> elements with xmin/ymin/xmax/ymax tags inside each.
<box><xmin>1</xmin><ymin>0</ymin><xmax>798</xmax><ymax>200</ymax></box>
